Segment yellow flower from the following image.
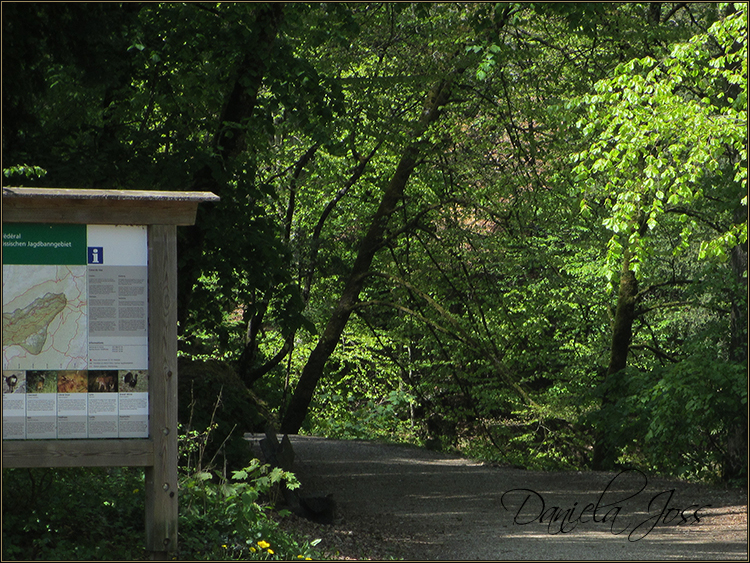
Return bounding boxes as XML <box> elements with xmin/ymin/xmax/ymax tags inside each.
<box><xmin>250</xmin><ymin>547</ymin><xmax>257</xmax><ymax>553</ymax></box>
<box><xmin>267</xmin><ymin>548</ymin><xmax>274</xmax><ymax>555</ymax></box>
<box><xmin>257</xmin><ymin>540</ymin><xmax>271</xmax><ymax>549</ymax></box>
<box><xmin>297</xmin><ymin>556</ymin><xmax>305</xmax><ymax>560</ymax></box>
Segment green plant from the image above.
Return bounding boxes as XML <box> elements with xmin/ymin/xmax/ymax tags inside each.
<box><xmin>310</xmin><ymin>382</ymin><xmax>418</xmax><ymax>444</ymax></box>
<box><xmin>2</xmin><ymin>163</ymin><xmax>47</xmax><ymax>179</ymax></box>
<box><xmin>587</xmin><ymin>357</ymin><xmax>747</xmax><ymax>482</ymax></box>
<box><xmin>176</xmin><ymin>402</ymin><xmax>323</xmax><ymax>561</ymax></box>
<box><xmin>641</xmin><ymin>358</ymin><xmax>747</xmax><ymax>481</ymax></box>
<box><xmin>178</xmin><ymin>459</ymin><xmax>322</xmax><ymax>561</ymax></box>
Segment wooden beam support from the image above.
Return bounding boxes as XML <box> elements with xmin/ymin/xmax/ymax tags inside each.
<box><xmin>1</xmin><ymin>439</ymin><xmax>154</xmax><ymax>468</ymax></box>
<box><xmin>2</xmin><ymin>187</ymin><xmax>219</xmax><ymax>225</ymax></box>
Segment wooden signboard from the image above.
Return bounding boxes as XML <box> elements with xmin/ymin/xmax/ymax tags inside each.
<box><xmin>2</xmin><ymin>187</ymin><xmax>219</xmax><ymax>557</ymax></box>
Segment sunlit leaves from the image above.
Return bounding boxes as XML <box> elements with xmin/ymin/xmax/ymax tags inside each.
<box><xmin>2</xmin><ymin>164</ymin><xmax>47</xmax><ymax>180</ymax></box>
<box><xmin>572</xmin><ymin>7</ymin><xmax>747</xmax><ymax>276</ymax></box>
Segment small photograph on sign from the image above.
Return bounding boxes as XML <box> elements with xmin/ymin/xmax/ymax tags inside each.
<box><xmin>2</xmin><ymin>370</ymin><xmax>26</xmax><ymax>440</ymax></box>
<box><xmin>3</xmin><ymin>371</ymin><xmax>24</xmax><ymax>394</ymax></box>
<box><xmin>57</xmin><ymin>370</ymin><xmax>87</xmax><ymax>393</ymax></box>
<box><xmin>27</xmin><ymin>370</ymin><xmax>56</xmax><ymax>393</ymax></box>
<box><xmin>120</xmin><ymin>369</ymin><xmax>148</xmax><ymax>393</ymax></box>
<box><xmin>88</xmin><ymin>370</ymin><xmax>118</xmax><ymax>393</ymax></box>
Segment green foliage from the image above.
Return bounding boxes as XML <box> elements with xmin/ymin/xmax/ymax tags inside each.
<box><xmin>463</xmin><ymin>399</ymin><xmax>595</xmax><ymax>471</ymax></box>
<box><xmin>176</xmin><ymin>412</ymin><xmax>321</xmax><ymax>560</ymax></box>
<box><xmin>591</xmin><ymin>357</ymin><xmax>747</xmax><ymax>482</ymax></box>
<box><xmin>2</xmin><ymin>467</ymin><xmax>147</xmax><ymax>560</ymax></box>
<box><xmin>178</xmin><ymin>459</ymin><xmax>321</xmax><ymax>561</ymax></box>
<box><xmin>312</xmin><ymin>386</ymin><xmax>417</xmax><ymax>442</ymax></box>
<box><xmin>3</xmin><ymin>164</ymin><xmax>47</xmax><ymax>180</ymax></box>
<box><xmin>300</xmin><ymin>320</ymin><xmax>418</xmax><ymax>442</ymax></box>
<box><xmin>572</xmin><ymin>6</ymin><xmax>747</xmax><ymax>275</ymax></box>
<box><xmin>643</xmin><ymin>357</ymin><xmax>747</xmax><ymax>480</ymax></box>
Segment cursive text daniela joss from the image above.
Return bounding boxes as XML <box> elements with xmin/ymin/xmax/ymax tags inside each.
<box><xmin>500</xmin><ymin>469</ymin><xmax>711</xmax><ymax>541</ymax></box>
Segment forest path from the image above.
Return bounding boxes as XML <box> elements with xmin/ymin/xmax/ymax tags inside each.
<box><xmin>248</xmin><ymin>434</ymin><xmax>747</xmax><ymax>560</ymax></box>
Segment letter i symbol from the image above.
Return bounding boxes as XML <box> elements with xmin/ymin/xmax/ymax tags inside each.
<box><xmin>88</xmin><ymin>247</ymin><xmax>104</xmax><ymax>264</ymax></box>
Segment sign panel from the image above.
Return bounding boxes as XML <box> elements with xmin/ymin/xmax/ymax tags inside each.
<box><xmin>2</xmin><ymin>224</ymin><xmax>149</xmax><ymax>439</ymax></box>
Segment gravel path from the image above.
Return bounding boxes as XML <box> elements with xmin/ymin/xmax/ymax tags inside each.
<box><xmin>247</xmin><ymin>434</ymin><xmax>748</xmax><ymax>560</ymax></box>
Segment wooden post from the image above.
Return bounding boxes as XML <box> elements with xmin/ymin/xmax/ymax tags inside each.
<box><xmin>145</xmin><ymin>224</ymin><xmax>179</xmax><ymax>556</ymax></box>
<box><xmin>2</xmin><ymin>187</ymin><xmax>218</xmax><ymax>557</ymax></box>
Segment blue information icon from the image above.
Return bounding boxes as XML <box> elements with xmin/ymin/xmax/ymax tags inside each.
<box><xmin>88</xmin><ymin>247</ymin><xmax>104</xmax><ymax>264</ymax></box>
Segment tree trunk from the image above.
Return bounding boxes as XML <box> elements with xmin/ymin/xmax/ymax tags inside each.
<box><xmin>606</xmin><ymin>268</ymin><xmax>638</xmax><ymax>376</ymax></box>
<box><xmin>729</xmin><ymin>206</ymin><xmax>748</xmax><ymax>364</ymax></box>
<box><xmin>724</xmin><ymin>204</ymin><xmax>747</xmax><ymax>480</ymax></box>
<box><xmin>592</xmin><ymin>251</ymin><xmax>639</xmax><ymax>470</ymax></box>
<box><xmin>280</xmin><ymin>75</ymin><xmax>459</xmax><ymax>434</ymax></box>
<box><xmin>177</xmin><ymin>4</ymin><xmax>285</xmax><ymax>331</ymax></box>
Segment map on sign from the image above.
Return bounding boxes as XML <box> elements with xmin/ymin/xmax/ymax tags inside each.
<box><xmin>2</xmin><ymin>265</ymin><xmax>88</xmax><ymax>370</ymax></box>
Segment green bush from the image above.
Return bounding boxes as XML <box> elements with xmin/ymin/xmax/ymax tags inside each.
<box><xmin>640</xmin><ymin>357</ymin><xmax>747</xmax><ymax>481</ymax></box>
<box><xmin>175</xmin><ymin>392</ymin><xmax>323</xmax><ymax>560</ymax></box>
<box><xmin>2</xmin><ymin>467</ymin><xmax>147</xmax><ymax>560</ymax></box>
<box><xmin>310</xmin><ymin>387</ymin><xmax>418</xmax><ymax>443</ymax></box>
<box><xmin>590</xmin><ymin>358</ymin><xmax>748</xmax><ymax>482</ymax></box>
<box><xmin>2</xmin><ymin>441</ymin><xmax>323</xmax><ymax>561</ymax></box>
<box><xmin>178</xmin><ymin>459</ymin><xmax>322</xmax><ymax>560</ymax></box>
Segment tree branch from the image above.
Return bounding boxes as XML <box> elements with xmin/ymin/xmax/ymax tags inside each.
<box><xmin>663</xmin><ymin>2</ymin><xmax>687</xmax><ymax>23</ymax></box>
<box><xmin>364</xmin><ymin>271</ymin><xmax>536</xmax><ymax>406</ymax></box>
<box><xmin>665</xmin><ymin>206</ymin><xmax>727</xmax><ymax>233</ymax></box>
<box><xmin>284</xmin><ymin>142</ymin><xmax>320</xmax><ymax>242</ymax></box>
<box><xmin>630</xmin><ymin>344</ymin><xmax>679</xmax><ymax>363</ymax></box>
<box><xmin>355</xmin><ymin>300</ymin><xmax>465</xmax><ymax>341</ymax></box>
<box><xmin>636</xmin><ymin>278</ymin><xmax>692</xmax><ymax>301</ymax></box>
<box><xmin>302</xmin><ymin>138</ymin><xmax>383</xmax><ymax>303</ymax></box>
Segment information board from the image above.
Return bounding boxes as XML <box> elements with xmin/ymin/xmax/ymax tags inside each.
<box><xmin>2</xmin><ymin>223</ymin><xmax>149</xmax><ymax>439</ymax></box>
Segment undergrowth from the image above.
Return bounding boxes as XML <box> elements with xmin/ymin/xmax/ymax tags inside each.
<box><xmin>2</xmin><ymin>395</ymin><xmax>323</xmax><ymax>561</ymax></box>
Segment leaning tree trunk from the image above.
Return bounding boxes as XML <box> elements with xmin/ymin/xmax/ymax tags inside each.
<box><xmin>592</xmin><ymin>249</ymin><xmax>639</xmax><ymax>470</ymax></box>
<box><xmin>280</xmin><ymin>75</ymin><xmax>459</xmax><ymax>434</ymax></box>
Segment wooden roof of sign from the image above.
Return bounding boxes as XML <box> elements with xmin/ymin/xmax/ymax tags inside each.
<box><xmin>2</xmin><ymin>187</ymin><xmax>220</xmax><ymax>225</ymax></box>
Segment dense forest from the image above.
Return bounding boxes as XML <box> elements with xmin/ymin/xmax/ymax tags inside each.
<box><xmin>3</xmin><ymin>2</ymin><xmax>747</xmax><ymax>483</ymax></box>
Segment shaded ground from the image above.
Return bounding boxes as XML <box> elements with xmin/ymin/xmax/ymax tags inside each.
<box><xmin>248</xmin><ymin>434</ymin><xmax>748</xmax><ymax>560</ymax></box>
